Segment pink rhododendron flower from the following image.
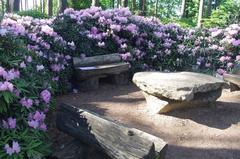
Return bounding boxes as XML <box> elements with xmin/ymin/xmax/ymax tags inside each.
<box><xmin>4</xmin><ymin>141</ymin><xmax>21</xmax><ymax>156</ymax></box>
<box><xmin>0</xmin><ymin>81</ymin><xmax>14</xmax><ymax>92</ymax></box>
<box><xmin>217</xmin><ymin>69</ymin><xmax>226</xmax><ymax>75</ymax></box>
<box><xmin>20</xmin><ymin>97</ymin><xmax>33</xmax><ymax>108</ymax></box>
<box><xmin>211</xmin><ymin>29</ymin><xmax>222</xmax><ymax>37</ymax></box>
<box><xmin>40</xmin><ymin>89</ymin><xmax>51</xmax><ymax>104</ymax></box>
<box><xmin>236</xmin><ymin>55</ymin><xmax>240</xmax><ymax>61</ymax></box>
<box><xmin>36</xmin><ymin>65</ymin><xmax>44</xmax><ymax>71</ymax></box>
<box><xmin>28</xmin><ymin>120</ymin><xmax>39</xmax><ymax>129</ymax></box>
<box><xmin>120</xmin><ymin>52</ymin><xmax>131</xmax><ymax>61</ymax></box>
<box><xmin>232</xmin><ymin>39</ymin><xmax>240</xmax><ymax>46</ymax></box>
<box><xmin>219</xmin><ymin>56</ymin><xmax>226</xmax><ymax>62</ymax></box>
<box><xmin>227</xmin><ymin>62</ymin><xmax>234</xmax><ymax>68</ymax></box>
<box><xmin>2</xmin><ymin>117</ymin><xmax>16</xmax><ymax>129</ymax></box>
<box><xmin>33</xmin><ymin>111</ymin><xmax>46</xmax><ymax>121</ymax></box>
<box><xmin>20</xmin><ymin>61</ymin><xmax>26</xmax><ymax>68</ymax></box>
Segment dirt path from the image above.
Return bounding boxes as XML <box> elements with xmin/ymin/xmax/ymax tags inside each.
<box><xmin>55</xmin><ymin>83</ymin><xmax>240</xmax><ymax>159</ymax></box>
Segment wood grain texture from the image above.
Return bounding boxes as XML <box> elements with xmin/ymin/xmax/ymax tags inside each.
<box><xmin>73</xmin><ymin>54</ymin><xmax>122</xmax><ymax>67</ymax></box>
<box><xmin>56</xmin><ymin>103</ymin><xmax>167</xmax><ymax>159</ymax></box>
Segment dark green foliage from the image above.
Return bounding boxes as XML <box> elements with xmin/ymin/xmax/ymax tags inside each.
<box><xmin>203</xmin><ymin>0</ymin><xmax>240</xmax><ymax>28</ymax></box>
<box><xmin>17</xmin><ymin>10</ymin><xmax>48</xmax><ymax>19</ymax></box>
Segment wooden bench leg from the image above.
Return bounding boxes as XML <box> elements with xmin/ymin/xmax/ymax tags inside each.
<box><xmin>77</xmin><ymin>77</ymin><xmax>99</xmax><ymax>91</ymax></box>
<box><xmin>110</xmin><ymin>72</ymin><xmax>129</xmax><ymax>85</ymax></box>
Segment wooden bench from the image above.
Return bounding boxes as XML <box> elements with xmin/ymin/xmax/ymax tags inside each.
<box><xmin>57</xmin><ymin>103</ymin><xmax>167</xmax><ymax>159</ymax></box>
<box><xmin>73</xmin><ymin>54</ymin><xmax>130</xmax><ymax>91</ymax></box>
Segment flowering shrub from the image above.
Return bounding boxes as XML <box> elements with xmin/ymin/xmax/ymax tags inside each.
<box><xmin>1</xmin><ymin>14</ymin><xmax>75</xmax><ymax>93</ymax></box>
<box><xmin>182</xmin><ymin>24</ymin><xmax>240</xmax><ymax>75</ymax></box>
<box><xmin>0</xmin><ymin>33</ymin><xmax>53</xmax><ymax>158</ymax></box>
<box><xmin>53</xmin><ymin>7</ymin><xmax>240</xmax><ymax>75</ymax></box>
<box><xmin>53</xmin><ymin>7</ymin><xmax>186</xmax><ymax>72</ymax></box>
<box><xmin>0</xmin><ymin>14</ymin><xmax>75</xmax><ymax>158</ymax></box>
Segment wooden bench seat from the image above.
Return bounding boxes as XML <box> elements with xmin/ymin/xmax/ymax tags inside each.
<box><xmin>73</xmin><ymin>54</ymin><xmax>130</xmax><ymax>91</ymax></box>
<box><xmin>75</xmin><ymin>62</ymin><xmax>129</xmax><ymax>80</ymax></box>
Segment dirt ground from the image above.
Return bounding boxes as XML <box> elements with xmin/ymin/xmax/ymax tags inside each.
<box><xmin>51</xmin><ymin>82</ymin><xmax>240</xmax><ymax>159</ymax></box>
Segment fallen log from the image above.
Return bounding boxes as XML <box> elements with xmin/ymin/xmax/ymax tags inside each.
<box><xmin>56</xmin><ymin>103</ymin><xmax>167</xmax><ymax>159</ymax></box>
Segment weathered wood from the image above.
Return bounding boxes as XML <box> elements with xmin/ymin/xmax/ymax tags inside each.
<box><xmin>75</xmin><ymin>62</ymin><xmax>129</xmax><ymax>80</ymax></box>
<box><xmin>57</xmin><ymin>103</ymin><xmax>167</xmax><ymax>159</ymax></box>
<box><xmin>73</xmin><ymin>54</ymin><xmax>122</xmax><ymax>67</ymax></box>
<box><xmin>74</xmin><ymin>77</ymin><xmax>99</xmax><ymax>91</ymax></box>
<box><xmin>109</xmin><ymin>72</ymin><xmax>129</xmax><ymax>85</ymax></box>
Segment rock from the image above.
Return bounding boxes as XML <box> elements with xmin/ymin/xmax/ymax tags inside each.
<box><xmin>223</xmin><ymin>74</ymin><xmax>240</xmax><ymax>92</ymax></box>
<box><xmin>133</xmin><ymin>72</ymin><xmax>226</xmax><ymax>114</ymax></box>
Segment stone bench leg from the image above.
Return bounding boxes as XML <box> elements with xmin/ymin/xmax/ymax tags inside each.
<box><xmin>143</xmin><ymin>92</ymin><xmax>213</xmax><ymax>114</ymax></box>
<box><xmin>229</xmin><ymin>83</ymin><xmax>240</xmax><ymax>92</ymax></box>
<box><xmin>110</xmin><ymin>72</ymin><xmax>129</xmax><ymax>85</ymax></box>
<box><xmin>143</xmin><ymin>92</ymin><xmax>169</xmax><ymax>114</ymax></box>
<box><xmin>77</xmin><ymin>77</ymin><xmax>99</xmax><ymax>91</ymax></box>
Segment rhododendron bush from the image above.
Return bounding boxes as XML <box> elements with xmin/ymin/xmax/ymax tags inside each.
<box><xmin>0</xmin><ymin>15</ymin><xmax>75</xmax><ymax>158</ymax></box>
<box><xmin>1</xmin><ymin>14</ymin><xmax>75</xmax><ymax>93</ymax></box>
<box><xmin>182</xmin><ymin>25</ymin><xmax>240</xmax><ymax>75</ymax></box>
<box><xmin>0</xmin><ymin>34</ymin><xmax>52</xmax><ymax>158</ymax></box>
<box><xmin>53</xmin><ymin>7</ymin><xmax>187</xmax><ymax>72</ymax></box>
<box><xmin>53</xmin><ymin>7</ymin><xmax>240</xmax><ymax>74</ymax></box>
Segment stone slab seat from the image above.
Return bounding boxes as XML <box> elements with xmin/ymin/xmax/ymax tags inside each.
<box><xmin>223</xmin><ymin>74</ymin><xmax>240</xmax><ymax>92</ymax></box>
<box><xmin>73</xmin><ymin>54</ymin><xmax>130</xmax><ymax>91</ymax></box>
<box><xmin>133</xmin><ymin>72</ymin><xmax>226</xmax><ymax>114</ymax></box>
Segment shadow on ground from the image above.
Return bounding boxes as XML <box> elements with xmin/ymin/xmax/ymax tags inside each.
<box><xmin>166</xmin><ymin>145</ymin><xmax>240</xmax><ymax>159</ymax></box>
<box><xmin>165</xmin><ymin>101</ymin><xmax>240</xmax><ymax>129</ymax></box>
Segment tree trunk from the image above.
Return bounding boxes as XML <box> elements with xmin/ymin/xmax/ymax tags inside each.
<box><xmin>155</xmin><ymin>0</ymin><xmax>159</xmax><ymax>16</ymax></box>
<box><xmin>1</xmin><ymin>0</ymin><xmax>4</xmax><ymax>16</ymax></box>
<box><xmin>40</xmin><ymin>0</ymin><xmax>43</xmax><ymax>12</ymax></box>
<box><xmin>207</xmin><ymin>0</ymin><xmax>212</xmax><ymax>17</ymax></box>
<box><xmin>180</xmin><ymin>0</ymin><xmax>187</xmax><ymax>18</ymax></box>
<box><xmin>139</xmin><ymin>0</ymin><xmax>146</xmax><ymax>16</ymax></box>
<box><xmin>58</xmin><ymin>0</ymin><xmax>67</xmax><ymax>13</ymax></box>
<box><xmin>20</xmin><ymin>0</ymin><xmax>23</xmax><ymax>11</ymax></box>
<box><xmin>131</xmin><ymin>0</ymin><xmax>136</xmax><ymax>11</ymax></box>
<box><xmin>56</xmin><ymin>103</ymin><xmax>167</xmax><ymax>159</ymax></box>
<box><xmin>6</xmin><ymin>0</ymin><xmax>14</xmax><ymax>13</ymax></box>
<box><xmin>123</xmin><ymin>0</ymin><xmax>128</xmax><ymax>7</ymax></box>
<box><xmin>117</xmin><ymin>0</ymin><xmax>121</xmax><ymax>8</ymax></box>
<box><xmin>197</xmin><ymin>0</ymin><xmax>204</xmax><ymax>28</ymax></box>
<box><xmin>25</xmin><ymin>0</ymin><xmax>28</xmax><ymax>10</ymax></box>
<box><xmin>112</xmin><ymin>0</ymin><xmax>115</xmax><ymax>8</ymax></box>
<box><xmin>13</xmin><ymin>0</ymin><xmax>20</xmax><ymax>12</ymax></box>
<box><xmin>43</xmin><ymin>0</ymin><xmax>46</xmax><ymax>14</ymax></box>
<box><xmin>48</xmin><ymin>0</ymin><xmax>53</xmax><ymax>16</ymax></box>
<box><xmin>91</xmin><ymin>0</ymin><xmax>99</xmax><ymax>6</ymax></box>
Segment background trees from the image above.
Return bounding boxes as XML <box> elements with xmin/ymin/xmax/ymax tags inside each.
<box><xmin>0</xmin><ymin>0</ymin><xmax>239</xmax><ymax>28</ymax></box>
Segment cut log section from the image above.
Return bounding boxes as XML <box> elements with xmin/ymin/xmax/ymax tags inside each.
<box><xmin>56</xmin><ymin>103</ymin><xmax>167</xmax><ymax>159</ymax></box>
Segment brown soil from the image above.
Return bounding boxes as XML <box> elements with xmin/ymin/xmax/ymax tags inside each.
<box><xmin>50</xmin><ymin>83</ymin><xmax>240</xmax><ymax>159</ymax></box>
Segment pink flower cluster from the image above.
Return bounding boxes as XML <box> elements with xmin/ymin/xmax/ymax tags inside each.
<box><xmin>4</xmin><ymin>141</ymin><xmax>21</xmax><ymax>156</ymax></box>
<box><xmin>40</xmin><ymin>89</ymin><xmax>51</xmax><ymax>104</ymax></box>
<box><xmin>2</xmin><ymin>117</ymin><xmax>16</xmax><ymax>129</ymax></box>
<box><xmin>28</xmin><ymin>111</ymin><xmax>47</xmax><ymax>131</ymax></box>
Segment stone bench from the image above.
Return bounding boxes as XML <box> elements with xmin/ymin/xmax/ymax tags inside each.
<box><xmin>223</xmin><ymin>74</ymin><xmax>240</xmax><ymax>92</ymax></box>
<box><xmin>73</xmin><ymin>54</ymin><xmax>129</xmax><ymax>91</ymax></box>
<box><xmin>133</xmin><ymin>72</ymin><xmax>226</xmax><ymax>114</ymax></box>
